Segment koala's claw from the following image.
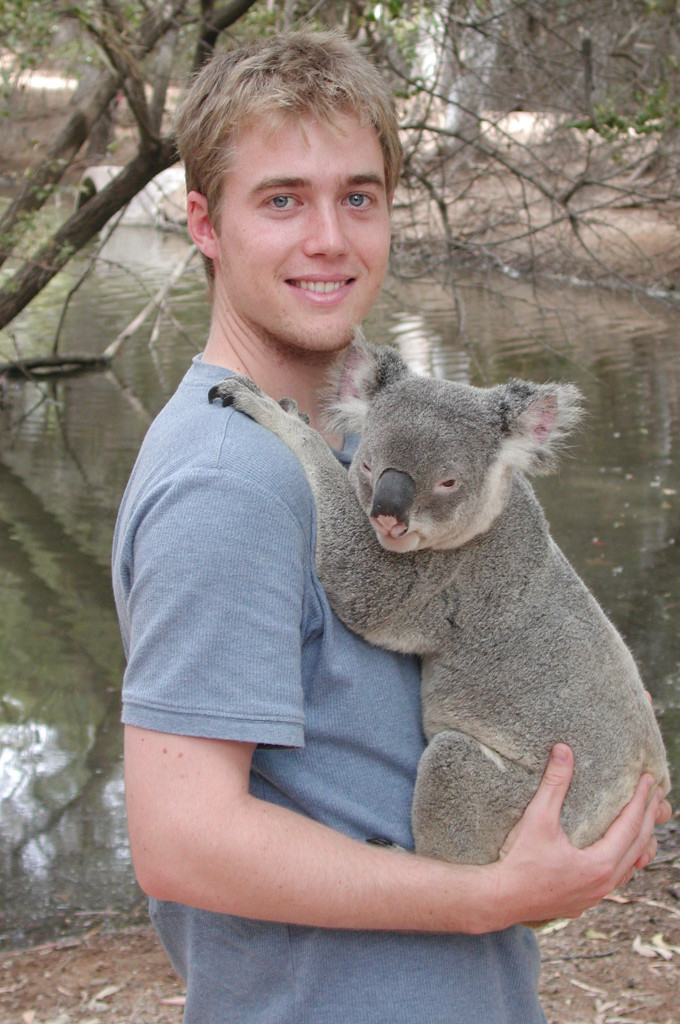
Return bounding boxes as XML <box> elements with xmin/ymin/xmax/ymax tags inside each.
<box><xmin>209</xmin><ymin>377</ymin><xmax>312</xmax><ymax>428</ymax></box>
<box><xmin>208</xmin><ymin>375</ymin><xmax>265</xmax><ymax>407</ymax></box>
<box><xmin>208</xmin><ymin>383</ymin><xmax>232</xmax><ymax>407</ymax></box>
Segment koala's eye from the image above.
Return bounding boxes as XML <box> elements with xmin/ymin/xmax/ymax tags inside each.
<box><xmin>361</xmin><ymin>460</ymin><xmax>372</xmax><ymax>475</ymax></box>
<box><xmin>436</xmin><ymin>478</ymin><xmax>460</xmax><ymax>493</ymax></box>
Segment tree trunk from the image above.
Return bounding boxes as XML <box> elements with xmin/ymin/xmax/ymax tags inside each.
<box><xmin>0</xmin><ymin>71</ymin><xmax>122</xmax><ymax>270</ymax></box>
<box><xmin>0</xmin><ymin>139</ymin><xmax>178</xmax><ymax>330</ymax></box>
<box><xmin>0</xmin><ymin>0</ymin><xmax>191</xmax><ymax>273</ymax></box>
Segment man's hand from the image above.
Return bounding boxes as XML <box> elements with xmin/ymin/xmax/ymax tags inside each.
<box><xmin>126</xmin><ymin>727</ymin><xmax>670</xmax><ymax>936</ymax></box>
<box><xmin>489</xmin><ymin>743</ymin><xmax>670</xmax><ymax>929</ymax></box>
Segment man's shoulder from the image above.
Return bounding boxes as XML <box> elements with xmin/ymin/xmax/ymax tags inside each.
<box><xmin>131</xmin><ymin>360</ymin><xmax>315</xmax><ymax>523</ymax></box>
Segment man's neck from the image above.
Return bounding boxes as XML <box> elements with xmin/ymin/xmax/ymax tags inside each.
<box><xmin>202</xmin><ymin>328</ymin><xmax>347</xmax><ymax>448</ymax></box>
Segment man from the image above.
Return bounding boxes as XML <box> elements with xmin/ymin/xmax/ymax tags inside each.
<box><xmin>112</xmin><ymin>29</ymin><xmax>669</xmax><ymax>1024</ymax></box>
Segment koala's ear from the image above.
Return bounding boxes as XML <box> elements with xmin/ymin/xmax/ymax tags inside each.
<box><xmin>325</xmin><ymin>337</ymin><xmax>409</xmax><ymax>434</ymax></box>
<box><xmin>497</xmin><ymin>379</ymin><xmax>584</xmax><ymax>476</ymax></box>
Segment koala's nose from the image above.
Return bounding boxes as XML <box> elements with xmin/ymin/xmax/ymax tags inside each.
<box><xmin>370</xmin><ymin>469</ymin><xmax>417</xmax><ymax>524</ymax></box>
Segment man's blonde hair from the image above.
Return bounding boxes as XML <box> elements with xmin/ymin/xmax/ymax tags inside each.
<box><xmin>175</xmin><ymin>28</ymin><xmax>402</xmax><ymax>277</ymax></box>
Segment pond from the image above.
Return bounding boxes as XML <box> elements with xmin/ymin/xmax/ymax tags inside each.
<box><xmin>1</xmin><ymin>226</ymin><xmax>678</xmax><ymax>950</ymax></box>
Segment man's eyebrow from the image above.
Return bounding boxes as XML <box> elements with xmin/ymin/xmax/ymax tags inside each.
<box><xmin>348</xmin><ymin>173</ymin><xmax>387</xmax><ymax>191</ymax></box>
<box><xmin>251</xmin><ymin>173</ymin><xmax>386</xmax><ymax>194</ymax></box>
<box><xmin>252</xmin><ymin>176</ymin><xmax>310</xmax><ymax>194</ymax></box>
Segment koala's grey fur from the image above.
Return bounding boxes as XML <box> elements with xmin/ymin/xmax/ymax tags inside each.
<box><xmin>209</xmin><ymin>343</ymin><xmax>670</xmax><ymax>865</ymax></box>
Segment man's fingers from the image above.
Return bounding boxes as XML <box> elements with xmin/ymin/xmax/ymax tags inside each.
<box><xmin>592</xmin><ymin>775</ymin><xmax>658</xmax><ymax>882</ymax></box>
<box><xmin>499</xmin><ymin>746</ymin><xmax>573</xmax><ymax>858</ymax></box>
<box><xmin>633</xmin><ymin>832</ymin><xmax>658</xmax><ymax>871</ymax></box>
<box><xmin>627</xmin><ymin>785</ymin><xmax>664</xmax><ymax>872</ymax></box>
<box><xmin>655</xmin><ymin>796</ymin><xmax>672</xmax><ymax>826</ymax></box>
<box><xmin>528</xmin><ymin>743</ymin><xmax>574</xmax><ymax>820</ymax></box>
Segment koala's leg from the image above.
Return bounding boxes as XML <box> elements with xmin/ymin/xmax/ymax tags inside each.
<box><xmin>209</xmin><ymin>376</ymin><xmax>420</xmax><ymax>637</ymax></box>
<box><xmin>412</xmin><ymin>730</ymin><xmax>541</xmax><ymax>865</ymax></box>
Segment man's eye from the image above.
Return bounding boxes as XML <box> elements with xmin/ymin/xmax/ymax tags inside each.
<box><xmin>347</xmin><ymin>193</ymin><xmax>369</xmax><ymax>208</ymax></box>
<box><xmin>270</xmin><ymin>195</ymin><xmax>293</xmax><ymax>210</ymax></box>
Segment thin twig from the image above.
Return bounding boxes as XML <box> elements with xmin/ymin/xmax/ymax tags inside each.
<box><xmin>102</xmin><ymin>245</ymin><xmax>197</xmax><ymax>361</ymax></box>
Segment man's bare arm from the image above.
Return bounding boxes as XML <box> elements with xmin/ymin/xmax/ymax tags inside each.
<box><xmin>124</xmin><ymin>726</ymin><xmax>669</xmax><ymax>935</ymax></box>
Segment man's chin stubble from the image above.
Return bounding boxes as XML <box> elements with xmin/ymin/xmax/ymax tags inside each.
<box><xmin>255</xmin><ymin>324</ymin><xmax>358</xmax><ymax>366</ymax></box>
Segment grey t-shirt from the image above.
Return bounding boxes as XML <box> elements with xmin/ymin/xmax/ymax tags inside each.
<box><xmin>112</xmin><ymin>355</ymin><xmax>546</xmax><ymax>1024</ymax></box>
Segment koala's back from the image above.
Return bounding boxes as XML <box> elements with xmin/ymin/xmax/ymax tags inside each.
<box><xmin>409</xmin><ymin>472</ymin><xmax>669</xmax><ymax>858</ymax></box>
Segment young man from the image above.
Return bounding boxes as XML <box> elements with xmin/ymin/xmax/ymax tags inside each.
<box><xmin>112</xmin><ymin>30</ymin><xmax>669</xmax><ymax>1023</ymax></box>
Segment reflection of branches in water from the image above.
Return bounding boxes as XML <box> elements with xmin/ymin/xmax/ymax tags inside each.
<box><xmin>4</xmin><ymin>689</ymin><xmax>124</xmax><ymax>867</ymax></box>
<box><xmin>51</xmin><ymin>211</ymin><xmax>126</xmax><ymax>355</ymax></box>
<box><xmin>0</xmin><ymin>463</ymin><xmax>125</xmax><ymax>862</ymax></box>
<box><xmin>51</xmin><ymin>381</ymin><xmax>95</xmax><ymax>492</ymax></box>
<box><xmin>381</xmin><ymin>262</ymin><xmax>662</xmax><ymax>385</ymax></box>
<box><xmin>0</xmin><ymin>345</ymin><xmax>54</xmax><ymax>442</ymax></box>
<box><xmin>0</xmin><ymin>374</ymin><xmax>92</xmax><ymax>488</ymax></box>
<box><xmin>0</xmin><ymin>462</ymin><xmax>118</xmax><ymax>630</ymax></box>
<box><xmin>103</xmin><ymin>368</ymin><xmax>155</xmax><ymax>427</ymax></box>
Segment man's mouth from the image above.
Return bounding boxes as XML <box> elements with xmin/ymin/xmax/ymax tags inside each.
<box><xmin>290</xmin><ymin>279</ymin><xmax>352</xmax><ymax>294</ymax></box>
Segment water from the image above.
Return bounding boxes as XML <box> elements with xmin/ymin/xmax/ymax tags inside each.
<box><xmin>1</xmin><ymin>227</ymin><xmax>678</xmax><ymax>949</ymax></box>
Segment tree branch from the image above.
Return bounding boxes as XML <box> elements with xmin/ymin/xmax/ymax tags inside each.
<box><xmin>0</xmin><ymin>137</ymin><xmax>178</xmax><ymax>330</ymax></box>
<box><xmin>102</xmin><ymin>245</ymin><xmax>197</xmax><ymax>360</ymax></box>
<box><xmin>0</xmin><ymin>69</ymin><xmax>121</xmax><ymax>270</ymax></box>
<box><xmin>87</xmin><ymin>2</ymin><xmax>156</xmax><ymax>144</ymax></box>
<box><xmin>0</xmin><ymin>0</ymin><xmax>189</xmax><ymax>271</ymax></box>
<box><xmin>193</xmin><ymin>0</ymin><xmax>261</xmax><ymax>68</ymax></box>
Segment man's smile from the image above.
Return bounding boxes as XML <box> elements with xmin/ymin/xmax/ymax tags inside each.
<box><xmin>289</xmin><ymin>279</ymin><xmax>354</xmax><ymax>294</ymax></box>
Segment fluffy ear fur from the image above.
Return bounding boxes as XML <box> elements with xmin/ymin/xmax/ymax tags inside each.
<box><xmin>496</xmin><ymin>379</ymin><xmax>584</xmax><ymax>476</ymax></box>
<box><xmin>324</xmin><ymin>337</ymin><xmax>410</xmax><ymax>435</ymax></box>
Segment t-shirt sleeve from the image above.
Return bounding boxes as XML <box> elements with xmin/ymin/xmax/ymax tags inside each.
<box><xmin>118</xmin><ymin>467</ymin><xmax>308</xmax><ymax>745</ymax></box>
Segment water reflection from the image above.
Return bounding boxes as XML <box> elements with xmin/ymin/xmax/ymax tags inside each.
<box><xmin>1</xmin><ymin>231</ymin><xmax>678</xmax><ymax>948</ymax></box>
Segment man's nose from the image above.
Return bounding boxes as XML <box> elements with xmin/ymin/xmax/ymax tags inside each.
<box><xmin>302</xmin><ymin>203</ymin><xmax>348</xmax><ymax>257</ymax></box>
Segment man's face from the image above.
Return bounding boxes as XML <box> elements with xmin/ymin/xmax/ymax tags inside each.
<box><xmin>195</xmin><ymin>112</ymin><xmax>392</xmax><ymax>360</ymax></box>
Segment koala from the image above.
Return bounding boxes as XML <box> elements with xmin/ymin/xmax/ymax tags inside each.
<box><xmin>209</xmin><ymin>342</ymin><xmax>670</xmax><ymax>865</ymax></box>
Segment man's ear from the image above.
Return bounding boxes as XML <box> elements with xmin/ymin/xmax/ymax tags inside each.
<box><xmin>186</xmin><ymin>190</ymin><xmax>219</xmax><ymax>261</ymax></box>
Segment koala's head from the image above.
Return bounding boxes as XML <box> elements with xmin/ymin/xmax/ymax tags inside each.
<box><xmin>327</xmin><ymin>343</ymin><xmax>583</xmax><ymax>553</ymax></box>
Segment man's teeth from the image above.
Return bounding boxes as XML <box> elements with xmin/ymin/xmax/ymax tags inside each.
<box><xmin>295</xmin><ymin>280</ymin><xmax>346</xmax><ymax>293</ymax></box>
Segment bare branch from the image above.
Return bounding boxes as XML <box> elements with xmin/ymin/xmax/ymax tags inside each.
<box><xmin>0</xmin><ymin>0</ymin><xmax>190</xmax><ymax>271</ymax></box>
<box><xmin>149</xmin><ymin>25</ymin><xmax>180</xmax><ymax>134</ymax></box>
<box><xmin>103</xmin><ymin>246</ymin><xmax>197</xmax><ymax>360</ymax></box>
<box><xmin>193</xmin><ymin>0</ymin><xmax>261</xmax><ymax>67</ymax></box>
<box><xmin>0</xmin><ymin>69</ymin><xmax>121</xmax><ymax>270</ymax></box>
<box><xmin>0</xmin><ymin>137</ymin><xmax>178</xmax><ymax>330</ymax></box>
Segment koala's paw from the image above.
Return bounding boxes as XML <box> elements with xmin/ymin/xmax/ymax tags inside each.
<box><xmin>208</xmin><ymin>375</ymin><xmax>310</xmax><ymax>438</ymax></box>
<box><xmin>208</xmin><ymin>375</ymin><xmax>287</xmax><ymax>433</ymax></box>
<box><xmin>208</xmin><ymin>374</ymin><xmax>267</xmax><ymax>412</ymax></box>
<box><xmin>278</xmin><ymin>396</ymin><xmax>310</xmax><ymax>424</ymax></box>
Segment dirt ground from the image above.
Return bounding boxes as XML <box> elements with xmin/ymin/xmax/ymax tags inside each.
<box><xmin>2</xmin><ymin>77</ymin><xmax>680</xmax><ymax>1024</ymax></box>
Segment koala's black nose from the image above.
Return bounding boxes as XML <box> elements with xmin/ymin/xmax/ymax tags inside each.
<box><xmin>371</xmin><ymin>469</ymin><xmax>417</xmax><ymax>523</ymax></box>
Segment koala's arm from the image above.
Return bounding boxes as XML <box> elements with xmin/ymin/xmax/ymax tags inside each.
<box><xmin>305</xmin><ymin>450</ymin><xmax>430</xmax><ymax>639</ymax></box>
<box><xmin>210</xmin><ymin>376</ymin><xmax>427</xmax><ymax>639</ymax></box>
